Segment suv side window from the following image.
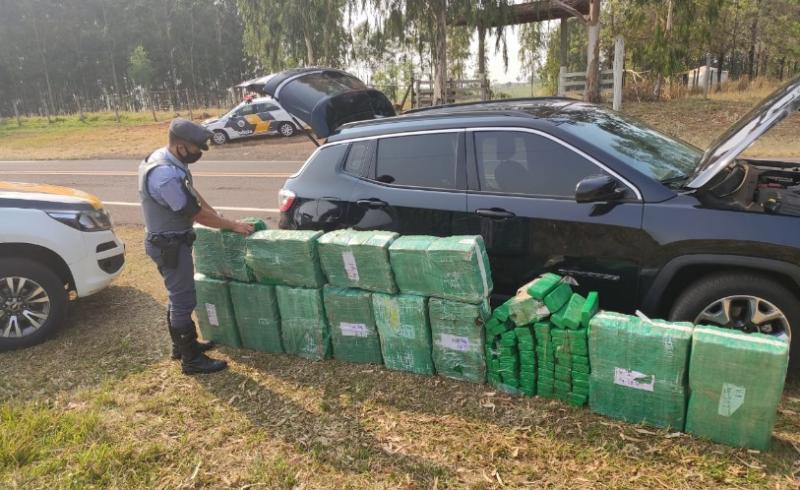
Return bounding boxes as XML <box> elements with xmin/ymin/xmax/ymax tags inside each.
<box><xmin>474</xmin><ymin>131</ymin><xmax>606</xmax><ymax>197</ymax></box>
<box><xmin>343</xmin><ymin>140</ymin><xmax>375</xmax><ymax>177</ymax></box>
<box><xmin>374</xmin><ymin>133</ymin><xmax>460</xmax><ymax>189</ymax></box>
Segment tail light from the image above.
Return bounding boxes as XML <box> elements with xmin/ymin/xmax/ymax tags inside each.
<box><xmin>278</xmin><ymin>189</ymin><xmax>296</xmax><ymax>212</ymax></box>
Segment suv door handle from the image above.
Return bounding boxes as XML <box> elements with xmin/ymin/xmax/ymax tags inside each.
<box><xmin>475</xmin><ymin>208</ymin><xmax>516</xmax><ymax>219</ymax></box>
<box><xmin>357</xmin><ymin>198</ymin><xmax>388</xmax><ymax>209</ymax></box>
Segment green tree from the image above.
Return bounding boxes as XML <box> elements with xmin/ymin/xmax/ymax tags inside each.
<box><xmin>128</xmin><ymin>45</ymin><xmax>155</xmax><ymax>88</ymax></box>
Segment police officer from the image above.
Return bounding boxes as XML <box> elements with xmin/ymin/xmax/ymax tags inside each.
<box><xmin>139</xmin><ymin>118</ymin><xmax>254</xmax><ymax>374</ymax></box>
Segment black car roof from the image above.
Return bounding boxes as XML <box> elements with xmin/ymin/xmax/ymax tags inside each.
<box><xmin>329</xmin><ymin>97</ymin><xmax>586</xmax><ymax>141</ymax></box>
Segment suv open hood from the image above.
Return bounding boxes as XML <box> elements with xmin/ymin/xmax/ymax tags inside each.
<box><xmin>687</xmin><ymin>76</ymin><xmax>800</xmax><ymax>189</ymax></box>
<box><xmin>259</xmin><ymin>68</ymin><xmax>395</xmax><ymax>138</ymax></box>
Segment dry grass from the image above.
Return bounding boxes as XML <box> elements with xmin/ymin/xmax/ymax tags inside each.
<box><xmin>1</xmin><ymin>226</ymin><xmax>800</xmax><ymax>488</ymax></box>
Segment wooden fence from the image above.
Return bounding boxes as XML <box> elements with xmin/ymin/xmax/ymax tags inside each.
<box><xmin>413</xmin><ymin>78</ymin><xmax>491</xmax><ymax>108</ymax></box>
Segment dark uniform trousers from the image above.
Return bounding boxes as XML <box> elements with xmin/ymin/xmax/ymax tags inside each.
<box><xmin>145</xmin><ymin>238</ymin><xmax>196</xmax><ymax>330</ymax></box>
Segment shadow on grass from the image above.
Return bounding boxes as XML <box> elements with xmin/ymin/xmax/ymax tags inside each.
<box><xmin>229</xmin><ymin>349</ymin><xmax>800</xmax><ymax>481</ymax></box>
<box><xmin>195</xmin><ymin>363</ymin><xmax>451</xmax><ymax>486</ymax></box>
<box><xmin>0</xmin><ymin>285</ymin><xmax>169</xmax><ymax>402</ymax></box>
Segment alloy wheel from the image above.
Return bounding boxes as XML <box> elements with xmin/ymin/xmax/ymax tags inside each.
<box><xmin>280</xmin><ymin>123</ymin><xmax>294</xmax><ymax>137</ymax></box>
<box><xmin>0</xmin><ymin>276</ymin><xmax>51</xmax><ymax>338</ymax></box>
<box><xmin>212</xmin><ymin>132</ymin><xmax>227</xmax><ymax>145</ymax></box>
<box><xmin>695</xmin><ymin>295</ymin><xmax>791</xmax><ymax>340</ymax></box>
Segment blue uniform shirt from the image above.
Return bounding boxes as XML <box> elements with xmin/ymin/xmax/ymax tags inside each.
<box><xmin>146</xmin><ymin>147</ymin><xmax>190</xmax><ymax>212</ymax></box>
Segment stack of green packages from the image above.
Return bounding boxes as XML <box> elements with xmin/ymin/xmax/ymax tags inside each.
<box><xmin>685</xmin><ymin>326</ymin><xmax>789</xmax><ymax>450</ymax></box>
<box><xmin>388</xmin><ymin>236</ymin><xmax>438</xmax><ymax>296</ymax></box>
<box><xmin>515</xmin><ymin>326</ymin><xmax>536</xmax><ymax>396</ymax></box>
<box><xmin>318</xmin><ymin>229</ymin><xmax>398</xmax><ymax>293</ymax></box>
<box><xmin>323</xmin><ymin>287</ymin><xmax>383</xmax><ymax>364</ymax></box>
<box><xmin>193</xmin><ymin>225</ymin><xmax>227</xmax><ymax>279</ymax></box>
<box><xmin>221</xmin><ymin>217</ymin><xmax>267</xmax><ymax>282</ymax></box>
<box><xmin>588</xmin><ymin>312</ymin><xmax>693</xmax><ymax>430</ymax></box>
<box><xmin>194</xmin><ymin>273</ymin><xmax>241</xmax><ymax>347</ymax></box>
<box><xmin>534</xmin><ymin>321</ymin><xmax>555</xmax><ymax>398</ymax></box>
<box><xmin>245</xmin><ymin>230</ymin><xmax>325</xmax><ymax>287</ymax></box>
<box><xmin>484</xmin><ymin>304</ymin><xmax>510</xmax><ymax>388</ymax></box>
<box><xmin>372</xmin><ymin>293</ymin><xmax>434</xmax><ymax>375</ymax></box>
<box><xmin>228</xmin><ymin>282</ymin><xmax>283</xmax><ymax>353</ymax></box>
<box><xmin>497</xmin><ymin>329</ymin><xmax>520</xmax><ymax>393</ymax></box>
<box><xmin>275</xmin><ymin>286</ymin><xmax>331</xmax><ymax>361</ymax></box>
<box><xmin>426</xmin><ymin>236</ymin><xmax>493</xmax><ymax>304</ymax></box>
<box><xmin>429</xmin><ymin>298</ymin><xmax>490</xmax><ymax>383</ymax></box>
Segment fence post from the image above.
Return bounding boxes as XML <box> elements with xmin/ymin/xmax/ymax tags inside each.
<box><xmin>704</xmin><ymin>53</ymin><xmax>711</xmax><ymax>99</ymax></box>
<box><xmin>73</xmin><ymin>94</ymin><xmax>85</xmax><ymax>121</ymax></box>
<box><xmin>613</xmin><ymin>36</ymin><xmax>624</xmax><ymax>111</ymax></box>
<box><xmin>185</xmin><ymin>89</ymin><xmax>194</xmax><ymax>120</ymax></box>
<box><xmin>558</xmin><ymin>66</ymin><xmax>567</xmax><ymax>96</ymax></box>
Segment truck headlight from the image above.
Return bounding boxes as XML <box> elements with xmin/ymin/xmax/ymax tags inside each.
<box><xmin>46</xmin><ymin>208</ymin><xmax>113</xmax><ymax>232</ymax></box>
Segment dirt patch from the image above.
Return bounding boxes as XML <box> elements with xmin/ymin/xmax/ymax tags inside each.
<box><xmin>1</xmin><ymin>225</ymin><xmax>799</xmax><ymax>488</ymax></box>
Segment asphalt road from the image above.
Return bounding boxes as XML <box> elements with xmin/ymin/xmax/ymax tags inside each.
<box><xmin>0</xmin><ymin>159</ymin><xmax>306</xmax><ymax>227</ymax></box>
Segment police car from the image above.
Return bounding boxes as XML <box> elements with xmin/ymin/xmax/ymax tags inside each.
<box><xmin>202</xmin><ymin>95</ymin><xmax>301</xmax><ymax>145</ymax></box>
<box><xmin>0</xmin><ymin>182</ymin><xmax>125</xmax><ymax>350</ymax></box>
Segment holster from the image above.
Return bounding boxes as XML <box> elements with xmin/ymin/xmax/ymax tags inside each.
<box><xmin>147</xmin><ymin>231</ymin><xmax>196</xmax><ymax>269</ymax></box>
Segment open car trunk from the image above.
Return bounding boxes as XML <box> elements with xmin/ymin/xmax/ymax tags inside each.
<box><xmin>257</xmin><ymin>68</ymin><xmax>396</xmax><ymax>139</ymax></box>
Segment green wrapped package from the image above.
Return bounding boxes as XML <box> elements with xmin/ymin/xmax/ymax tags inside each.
<box><xmin>246</xmin><ymin>230</ymin><xmax>325</xmax><ymax>287</ymax></box>
<box><xmin>323</xmin><ymin>287</ymin><xmax>383</xmax><ymax>364</ymax></box>
<box><xmin>544</xmin><ymin>282</ymin><xmax>573</xmax><ymax>313</ymax></box>
<box><xmin>588</xmin><ymin>312</ymin><xmax>693</xmax><ymax>430</ymax></box>
<box><xmin>685</xmin><ymin>326</ymin><xmax>789</xmax><ymax>450</ymax></box>
<box><xmin>526</xmin><ymin>273</ymin><xmax>562</xmax><ymax>299</ymax></box>
<box><xmin>221</xmin><ymin>217</ymin><xmax>267</xmax><ymax>282</ymax></box>
<box><xmin>275</xmin><ymin>286</ymin><xmax>331</xmax><ymax>361</ymax></box>
<box><xmin>429</xmin><ymin>298</ymin><xmax>490</xmax><ymax>383</ymax></box>
<box><xmin>388</xmin><ymin>235</ymin><xmax>438</xmax><ymax>295</ymax></box>
<box><xmin>581</xmin><ymin>292</ymin><xmax>600</xmax><ymax>329</ymax></box>
<box><xmin>193</xmin><ymin>225</ymin><xmax>227</xmax><ymax>279</ymax></box>
<box><xmin>194</xmin><ymin>274</ymin><xmax>241</xmax><ymax>347</ymax></box>
<box><xmin>318</xmin><ymin>229</ymin><xmax>398</xmax><ymax>293</ymax></box>
<box><xmin>372</xmin><ymin>293</ymin><xmax>434</xmax><ymax>374</ymax></box>
<box><xmin>427</xmin><ymin>236</ymin><xmax>493</xmax><ymax>304</ymax></box>
<box><xmin>551</xmin><ymin>294</ymin><xmax>585</xmax><ymax>330</ymax></box>
<box><xmin>229</xmin><ymin>282</ymin><xmax>282</xmax><ymax>353</ymax></box>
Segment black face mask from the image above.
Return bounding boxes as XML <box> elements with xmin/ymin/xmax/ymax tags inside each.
<box><xmin>177</xmin><ymin>146</ymin><xmax>203</xmax><ymax>164</ymax></box>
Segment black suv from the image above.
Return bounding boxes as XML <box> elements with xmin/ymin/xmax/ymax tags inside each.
<box><xmin>264</xmin><ymin>69</ymin><xmax>800</xmax><ymax>367</ymax></box>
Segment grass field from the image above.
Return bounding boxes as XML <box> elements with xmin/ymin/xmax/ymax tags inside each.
<box><xmin>1</xmin><ymin>226</ymin><xmax>800</xmax><ymax>488</ymax></box>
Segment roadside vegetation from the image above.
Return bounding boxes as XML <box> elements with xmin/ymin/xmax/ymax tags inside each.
<box><xmin>1</xmin><ymin>226</ymin><xmax>800</xmax><ymax>488</ymax></box>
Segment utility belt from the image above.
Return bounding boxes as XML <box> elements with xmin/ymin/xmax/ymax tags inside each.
<box><xmin>146</xmin><ymin>230</ymin><xmax>196</xmax><ymax>269</ymax></box>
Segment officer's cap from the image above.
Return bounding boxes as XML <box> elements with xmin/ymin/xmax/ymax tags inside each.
<box><xmin>169</xmin><ymin>118</ymin><xmax>212</xmax><ymax>150</ymax></box>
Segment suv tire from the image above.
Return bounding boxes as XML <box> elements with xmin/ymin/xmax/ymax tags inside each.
<box><xmin>0</xmin><ymin>258</ymin><xmax>68</xmax><ymax>351</ymax></box>
<box><xmin>669</xmin><ymin>271</ymin><xmax>800</xmax><ymax>371</ymax></box>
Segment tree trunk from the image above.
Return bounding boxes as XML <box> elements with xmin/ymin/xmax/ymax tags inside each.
<box><xmin>716</xmin><ymin>51</ymin><xmax>725</xmax><ymax>91</ymax></box>
<box><xmin>304</xmin><ymin>32</ymin><xmax>317</xmax><ymax>66</ymax></box>
<box><xmin>30</xmin><ymin>12</ymin><xmax>55</xmax><ymax>117</ymax></box>
<box><xmin>560</xmin><ymin>17</ymin><xmax>569</xmax><ymax>68</ymax></box>
<box><xmin>477</xmin><ymin>26</ymin><xmax>487</xmax><ymax>100</ymax></box>
<box><xmin>432</xmin><ymin>0</ymin><xmax>448</xmax><ymax>105</ymax></box>
<box><xmin>748</xmin><ymin>6</ymin><xmax>758</xmax><ymax>79</ymax></box>
<box><xmin>13</xmin><ymin>99</ymin><xmax>21</xmax><ymax>127</ymax></box>
<box><xmin>779</xmin><ymin>57</ymin><xmax>786</xmax><ymax>81</ymax></box>
<box><xmin>584</xmin><ymin>0</ymin><xmax>601</xmax><ymax>103</ymax></box>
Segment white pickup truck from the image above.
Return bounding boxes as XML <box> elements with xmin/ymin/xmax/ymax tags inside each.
<box><xmin>0</xmin><ymin>181</ymin><xmax>125</xmax><ymax>350</ymax></box>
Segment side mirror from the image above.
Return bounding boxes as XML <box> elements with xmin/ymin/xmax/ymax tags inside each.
<box><xmin>575</xmin><ymin>175</ymin><xmax>627</xmax><ymax>203</ymax></box>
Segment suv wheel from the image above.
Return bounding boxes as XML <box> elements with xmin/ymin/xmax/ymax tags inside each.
<box><xmin>211</xmin><ymin>130</ymin><xmax>229</xmax><ymax>145</ymax></box>
<box><xmin>669</xmin><ymin>272</ymin><xmax>800</xmax><ymax>369</ymax></box>
<box><xmin>0</xmin><ymin>258</ymin><xmax>68</xmax><ymax>351</ymax></box>
<box><xmin>278</xmin><ymin>122</ymin><xmax>295</xmax><ymax>137</ymax></box>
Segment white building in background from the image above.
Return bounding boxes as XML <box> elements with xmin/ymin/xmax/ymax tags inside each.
<box><xmin>684</xmin><ymin>65</ymin><xmax>729</xmax><ymax>89</ymax></box>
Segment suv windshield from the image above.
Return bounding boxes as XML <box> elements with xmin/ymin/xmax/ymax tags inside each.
<box><xmin>552</xmin><ymin>105</ymin><xmax>702</xmax><ymax>183</ymax></box>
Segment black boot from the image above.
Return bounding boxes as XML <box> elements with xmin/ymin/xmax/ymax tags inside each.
<box><xmin>172</xmin><ymin>324</ymin><xmax>227</xmax><ymax>375</ymax></box>
<box><xmin>168</xmin><ymin>310</ymin><xmax>214</xmax><ymax>360</ymax></box>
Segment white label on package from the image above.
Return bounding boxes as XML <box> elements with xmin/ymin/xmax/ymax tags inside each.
<box><xmin>718</xmin><ymin>383</ymin><xmax>746</xmax><ymax>417</ymax></box>
<box><xmin>613</xmin><ymin>367</ymin><xmax>655</xmax><ymax>392</ymax></box>
<box><xmin>440</xmin><ymin>334</ymin><xmax>472</xmax><ymax>352</ymax></box>
<box><xmin>342</xmin><ymin>251</ymin><xmax>359</xmax><ymax>281</ymax></box>
<box><xmin>205</xmin><ymin>303</ymin><xmax>219</xmax><ymax>327</ymax></box>
<box><xmin>340</xmin><ymin>322</ymin><xmax>369</xmax><ymax>337</ymax></box>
